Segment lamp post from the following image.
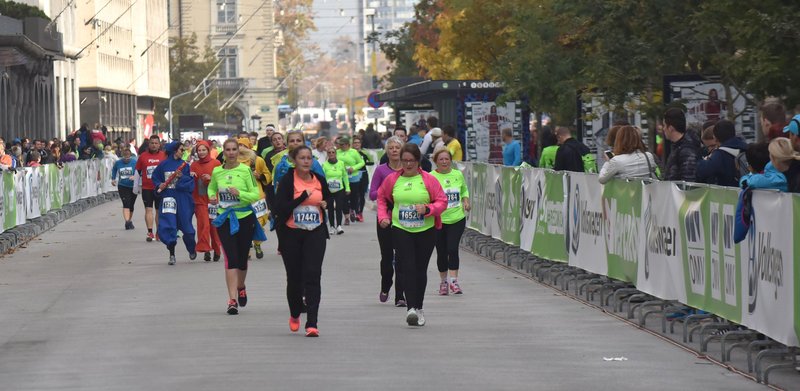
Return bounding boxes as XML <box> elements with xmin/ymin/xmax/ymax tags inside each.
<box><xmin>364</xmin><ymin>8</ymin><xmax>377</xmax><ymax>89</ymax></box>
<box><xmin>169</xmin><ymin>90</ymin><xmax>194</xmax><ymax>141</ymax></box>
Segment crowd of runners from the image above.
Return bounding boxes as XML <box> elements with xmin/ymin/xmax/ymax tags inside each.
<box><xmin>110</xmin><ymin>123</ymin><xmax>469</xmax><ymax>336</ymax></box>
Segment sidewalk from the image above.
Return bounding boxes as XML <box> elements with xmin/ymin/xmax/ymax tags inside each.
<box><xmin>0</xmin><ymin>202</ymin><xmax>766</xmax><ymax>390</ymax></box>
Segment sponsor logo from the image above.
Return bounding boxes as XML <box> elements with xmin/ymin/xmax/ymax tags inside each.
<box><xmin>570</xmin><ymin>184</ymin><xmax>580</xmax><ymax>254</ymax></box>
<box><xmin>747</xmin><ymin>220</ymin><xmax>784</xmax><ymax>313</ymax></box>
<box><xmin>603</xmin><ymin>197</ymin><xmax>639</xmax><ymax>264</ymax></box>
<box><xmin>643</xmin><ymin>194</ymin><xmax>677</xmax><ymax>280</ymax></box>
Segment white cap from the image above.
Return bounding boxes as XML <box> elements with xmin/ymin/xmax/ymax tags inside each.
<box><xmin>430</xmin><ymin>127</ymin><xmax>442</xmax><ymax>137</ymax></box>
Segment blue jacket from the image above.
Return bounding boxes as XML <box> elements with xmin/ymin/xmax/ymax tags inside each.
<box><xmin>272</xmin><ymin>154</ymin><xmax>325</xmax><ymax>193</ymax></box>
<box><xmin>112</xmin><ymin>157</ymin><xmax>137</xmax><ymax>188</ymax></box>
<box><xmin>696</xmin><ymin>137</ymin><xmax>748</xmax><ymax>186</ymax></box>
<box><xmin>151</xmin><ymin>156</ymin><xmax>195</xmax><ymax>198</ymax></box>
<box><xmin>739</xmin><ymin>162</ymin><xmax>787</xmax><ymax>192</ymax></box>
<box><xmin>503</xmin><ymin>140</ymin><xmax>522</xmax><ymax>166</ymax></box>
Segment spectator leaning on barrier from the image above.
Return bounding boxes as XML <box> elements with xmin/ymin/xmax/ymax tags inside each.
<box><xmin>502</xmin><ymin>128</ymin><xmax>522</xmax><ymax>166</ymax></box>
<box><xmin>782</xmin><ymin>114</ymin><xmax>800</xmax><ymax>193</ymax></box>
<box><xmin>598</xmin><ymin>125</ymin><xmax>658</xmax><ymax>184</ymax></box>
<box><xmin>696</xmin><ymin>120</ymin><xmax>748</xmax><ymax>187</ymax></box>
<box><xmin>0</xmin><ymin>141</ymin><xmax>13</xmax><ymax>169</ymax></box>
<box><xmin>663</xmin><ymin>108</ymin><xmax>701</xmax><ymax>182</ymax></box>
<box><xmin>553</xmin><ymin>126</ymin><xmax>591</xmax><ymax>172</ymax></box>
<box><xmin>760</xmin><ymin>102</ymin><xmax>787</xmax><ymax>141</ymax></box>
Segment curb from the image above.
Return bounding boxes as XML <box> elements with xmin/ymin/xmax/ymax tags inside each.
<box><xmin>0</xmin><ymin>192</ymin><xmax>119</xmax><ymax>256</ymax></box>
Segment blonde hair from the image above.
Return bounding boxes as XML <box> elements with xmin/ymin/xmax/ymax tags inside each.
<box><xmin>432</xmin><ymin>147</ymin><xmax>451</xmax><ymax>162</ymax></box>
<box><xmin>768</xmin><ymin>138</ymin><xmax>800</xmax><ymax>167</ymax></box>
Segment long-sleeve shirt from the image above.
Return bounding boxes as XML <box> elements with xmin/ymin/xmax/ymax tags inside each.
<box><xmin>208</xmin><ymin>163</ymin><xmax>262</xmax><ymax>219</ymax></box>
<box><xmin>503</xmin><ymin>140</ymin><xmax>522</xmax><ymax>166</ymax></box>
<box><xmin>337</xmin><ymin>148</ymin><xmax>365</xmax><ymax>182</ymax></box>
<box><xmin>369</xmin><ymin>163</ymin><xmax>398</xmax><ymax>201</ymax></box>
<box><xmin>322</xmin><ymin>160</ymin><xmax>351</xmax><ymax>193</ymax></box>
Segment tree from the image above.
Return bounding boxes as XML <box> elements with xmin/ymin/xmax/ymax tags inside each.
<box><xmin>275</xmin><ymin>0</ymin><xmax>316</xmax><ymax>107</ymax></box>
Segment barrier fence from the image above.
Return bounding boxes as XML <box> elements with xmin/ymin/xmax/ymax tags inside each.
<box><xmin>0</xmin><ymin>159</ymin><xmax>116</xmax><ymax>233</ymax></box>
<box><xmin>462</xmin><ymin>162</ymin><xmax>800</xmax><ymax>348</ymax></box>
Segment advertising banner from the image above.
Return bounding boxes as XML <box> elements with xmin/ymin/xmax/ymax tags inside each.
<box><xmin>464</xmin><ymin>101</ymin><xmax>522</xmax><ymax>164</ymax></box>
<box><xmin>25</xmin><ymin>168</ymin><xmax>42</xmax><ymax>219</ymax></box>
<box><xmin>498</xmin><ymin>167</ymin><xmax>521</xmax><ymax>246</ymax></box>
<box><xmin>519</xmin><ymin>168</ymin><xmax>544</xmax><ymax>253</ymax></box>
<box><xmin>467</xmin><ymin>163</ymin><xmax>488</xmax><ymax>234</ymax></box>
<box><xmin>484</xmin><ymin>165</ymin><xmax>501</xmax><ymax>239</ymax></box>
<box><xmin>3</xmin><ymin>172</ymin><xmax>15</xmax><ymax>230</ymax></box>
<box><xmin>601</xmin><ymin>178</ymin><xmax>642</xmax><ymax>284</ymax></box>
<box><xmin>565</xmin><ymin>172</ymin><xmax>607</xmax><ymax>276</ymax></box>
<box><xmin>14</xmin><ymin>170</ymin><xmax>25</xmax><ymax>227</ymax></box>
<box><xmin>531</xmin><ymin>171</ymin><xmax>567</xmax><ymax>263</ymax></box>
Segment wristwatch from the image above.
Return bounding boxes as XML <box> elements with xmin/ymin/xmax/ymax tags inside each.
<box><xmin>424</xmin><ymin>206</ymin><xmax>431</xmax><ymax>215</ymax></box>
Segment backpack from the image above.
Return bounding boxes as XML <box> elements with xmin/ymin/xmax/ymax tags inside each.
<box><xmin>719</xmin><ymin>147</ymin><xmax>749</xmax><ymax>180</ymax></box>
<box><xmin>582</xmin><ymin>153</ymin><xmax>597</xmax><ymax>173</ymax></box>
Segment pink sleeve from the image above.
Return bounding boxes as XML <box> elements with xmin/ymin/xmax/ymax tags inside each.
<box><xmin>424</xmin><ymin>173</ymin><xmax>448</xmax><ymax>217</ymax></box>
<box><xmin>377</xmin><ymin>179</ymin><xmax>391</xmax><ymax>222</ymax></box>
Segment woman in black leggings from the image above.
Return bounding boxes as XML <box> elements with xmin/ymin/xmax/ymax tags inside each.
<box><xmin>430</xmin><ymin>149</ymin><xmax>470</xmax><ymax>295</ymax></box>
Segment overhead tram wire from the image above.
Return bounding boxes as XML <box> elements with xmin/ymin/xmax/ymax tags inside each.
<box><xmin>75</xmin><ymin>0</ymin><xmax>139</xmax><ymax>58</ymax></box>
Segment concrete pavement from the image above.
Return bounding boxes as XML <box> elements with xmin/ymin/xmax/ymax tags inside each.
<box><xmin>0</xmin><ymin>202</ymin><xmax>767</xmax><ymax>390</ymax></box>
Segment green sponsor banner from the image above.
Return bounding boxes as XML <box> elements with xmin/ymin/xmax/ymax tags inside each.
<box><xmin>499</xmin><ymin>167</ymin><xmax>521</xmax><ymax>246</ymax></box>
<box><xmin>532</xmin><ymin>171</ymin><xmax>567</xmax><ymax>262</ymax></box>
<box><xmin>3</xmin><ymin>172</ymin><xmax>15</xmax><ymax>230</ymax></box>
<box><xmin>703</xmin><ymin>187</ymin><xmax>742</xmax><ymax>322</ymax></box>
<box><xmin>469</xmin><ymin>163</ymin><xmax>488</xmax><ymax>233</ymax></box>
<box><xmin>49</xmin><ymin>165</ymin><xmax>62</xmax><ymax>210</ymax></box>
<box><xmin>61</xmin><ymin>164</ymin><xmax>71</xmax><ymax>205</ymax></box>
<box><xmin>795</xmin><ymin>195</ymin><xmax>800</xmax><ymax>344</ymax></box>
<box><xmin>679</xmin><ymin>186</ymin><xmax>711</xmax><ymax>309</ymax></box>
<box><xmin>602</xmin><ymin>179</ymin><xmax>642</xmax><ymax>283</ymax></box>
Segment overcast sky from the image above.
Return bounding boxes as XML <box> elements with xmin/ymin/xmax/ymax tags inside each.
<box><xmin>308</xmin><ymin>0</ymin><xmax>361</xmax><ymax>55</ymax></box>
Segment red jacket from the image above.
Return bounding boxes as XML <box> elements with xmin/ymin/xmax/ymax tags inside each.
<box><xmin>377</xmin><ymin>168</ymin><xmax>448</xmax><ymax>229</ymax></box>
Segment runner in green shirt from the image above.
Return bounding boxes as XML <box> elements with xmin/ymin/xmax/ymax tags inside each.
<box><xmin>322</xmin><ymin>145</ymin><xmax>350</xmax><ymax>235</ymax></box>
<box><xmin>430</xmin><ymin>149</ymin><xmax>470</xmax><ymax>295</ymax></box>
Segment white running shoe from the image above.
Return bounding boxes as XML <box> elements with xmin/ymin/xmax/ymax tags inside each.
<box><xmin>416</xmin><ymin>309</ymin><xmax>425</xmax><ymax>326</ymax></box>
<box><xmin>406</xmin><ymin>308</ymin><xmax>418</xmax><ymax>326</ymax></box>
<box><xmin>329</xmin><ymin>227</ymin><xmax>336</xmax><ymax>236</ymax></box>
<box><xmin>336</xmin><ymin>225</ymin><xmax>344</xmax><ymax>235</ymax></box>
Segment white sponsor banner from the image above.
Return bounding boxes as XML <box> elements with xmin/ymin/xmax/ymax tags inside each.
<box><xmin>519</xmin><ymin>168</ymin><xmax>545</xmax><ymax>252</ymax></box>
<box><xmin>14</xmin><ymin>170</ymin><xmax>26</xmax><ymax>226</ymax></box>
<box><xmin>637</xmin><ymin>181</ymin><xmax>686</xmax><ymax>302</ymax></box>
<box><xmin>565</xmin><ymin>172</ymin><xmax>608</xmax><ymax>276</ymax></box>
<box><xmin>484</xmin><ymin>165</ymin><xmax>502</xmax><ymax>239</ymax></box>
<box><xmin>24</xmin><ymin>168</ymin><xmax>42</xmax><ymax>219</ymax></box>
<box><xmin>740</xmin><ymin>191</ymin><xmax>797</xmax><ymax>347</ymax></box>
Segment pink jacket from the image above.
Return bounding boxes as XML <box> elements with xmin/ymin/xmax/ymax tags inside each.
<box><xmin>377</xmin><ymin>168</ymin><xmax>448</xmax><ymax>229</ymax></box>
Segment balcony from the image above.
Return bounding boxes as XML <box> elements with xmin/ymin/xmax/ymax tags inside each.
<box><xmin>216</xmin><ymin>78</ymin><xmax>247</xmax><ymax>91</ymax></box>
<box><xmin>213</xmin><ymin>24</ymin><xmax>237</xmax><ymax>35</ymax></box>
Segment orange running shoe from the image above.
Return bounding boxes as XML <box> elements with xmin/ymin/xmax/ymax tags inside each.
<box><xmin>305</xmin><ymin>327</ymin><xmax>319</xmax><ymax>337</ymax></box>
<box><xmin>289</xmin><ymin>316</ymin><xmax>300</xmax><ymax>332</ymax></box>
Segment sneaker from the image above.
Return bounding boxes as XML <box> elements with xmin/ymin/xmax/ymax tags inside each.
<box><xmin>343</xmin><ymin>216</ymin><xmax>350</xmax><ymax>226</ymax></box>
<box><xmin>204</xmin><ymin>252</ymin><xmax>211</xmax><ymax>262</ymax></box>
<box><xmin>439</xmin><ymin>280</ymin><xmax>449</xmax><ymax>296</ymax></box>
<box><xmin>237</xmin><ymin>287</ymin><xmax>248</xmax><ymax>307</ymax></box>
<box><xmin>213</xmin><ymin>253</ymin><xmax>220</xmax><ymax>262</ymax></box>
<box><xmin>168</xmin><ymin>255</ymin><xmax>176</xmax><ymax>265</ymax></box>
<box><xmin>289</xmin><ymin>316</ymin><xmax>300</xmax><ymax>332</ymax></box>
<box><xmin>129</xmin><ymin>221</ymin><xmax>135</xmax><ymax>229</ymax></box>
<box><xmin>357</xmin><ymin>213</ymin><xmax>364</xmax><ymax>222</ymax></box>
<box><xmin>124</xmin><ymin>221</ymin><xmax>132</xmax><ymax>230</ymax></box>
<box><xmin>254</xmin><ymin>244</ymin><xmax>264</xmax><ymax>259</ymax></box>
<box><xmin>146</xmin><ymin>232</ymin><xmax>155</xmax><ymax>242</ymax></box>
<box><xmin>189</xmin><ymin>252</ymin><xmax>197</xmax><ymax>261</ymax></box>
<box><xmin>227</xmin><ymin>299</ymin><xmax>238</xmax><ymax>315</ymax></box>
<box><xmin>395</xmin><ymin>298</ymin><xmax>406</xmax><ymax>307</ymax></box>
<box><xmin>379</xmin><ymin>292</ymin><xmax>389</xmax><ymax>303</ymax></box>
<box><xmin>416</xmin><ymin>309</ymin><xmax>425</xmax><ymax>326</ymax></box>
<box><xmin>336</xmin><ymin>225</ymin><xmax>344</xmax><ymax>235</ymax></box>
<box><xmin>406</xmin><ymin>308</ymin><xmax>418</xmax><ymax>326</ymax></box>
<box><xmin>329</xmin><ymin>226</ymin><xmax>336</xmax><ymax>236</ymax></box>
<box><xmin>350</xmin><ymin>212</ymin><xmax>357</xmax><ymax>222</ymax></box>
<box><xmin>449</xmin><ymin>280</ymin><xmax>463</xmax><ymax>295</ymax></box>
<box><xmin>305</xmin><ymin>327</ymin><xmax>319</xmax><ymax>337</ymax></box>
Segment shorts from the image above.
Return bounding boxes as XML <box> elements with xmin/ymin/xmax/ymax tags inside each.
<box><xmin>118</xmin><ymin>186</ymin><xmax>137</xmax><ymax>210</ymax></box>
<box><xmin>142</xmin><ymin>189</ymin><xmax>156</xmax><ymax>208</ymax></box>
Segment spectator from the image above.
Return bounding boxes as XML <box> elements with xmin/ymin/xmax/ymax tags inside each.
<box><xmin>598</xmin><ymin>126</ymin><xmax>658</xmax><ymax>184</ymax></box>
<box><xmin>700</xmin><ymin>125</ymin><xmax>719</xmax><ymax>158</ymax></box>
<box><xmin>760</xmin><ymin>102</ymin><xmax>787</xmax><ymax>141</ymax></box>
<box><xmin>90</xmin><ymin>123</ymin><xmax>106</xmax><ymax>146</ymax></box>
<box><xmin>441</xmin><ymin>125</ymin><xmax>463</xmax><ymax>161</ymax></box>
<box><xmin>429</xmin><ymin>127</ymin><xmax>444</xmax><ymax>153</ymax></box>
<box><xmin>553</xmin><ymin>126</ymin><xmax>591</xmax><ymax>172</ymax></box>
<box><xmin>538</xmin><ymin>127</ymin><xmax>558</xmax><ymax>169</ymax></box>
<box><xmin>408</xmin><ymin>125</ymin><xmax>424</xmax><ymax>146</ymax></box>
<box><xmin>362</xmin><ymin>123</ymin><xmax>382</xmax><ymax>149</ymax></box>
<box><xmin>393</xmin><ymin>127</ymin><xmax>408</xmax><ymax>144</ymax></box>
<box><xmin>313</xmin><ymin>137</ymin><xmax>329</xmax><ymax>162</ymax></box>
<box><xmin>60</xmin><ymin>144</ymin><xmax>77</xmax><ymax>163</ymax></box>
<box><xmin>663</xmin><ymin>108</ymin><xmax>701</xmax><ymax>182</ymax></box>
<box><xmin>696</xmin><ymin>120</ymin><xmax>748</xmax><ymax>186</ymax></box>
<box><xmin>419</xmin><ymin>116</ymin><xmax>439</xmax><ymax>155</ymax></box>
<box><xmin>26</xmin><ymin>139</ymin><xmax>51</xmax><ymax>165</ymax></box>
<box><xmin>256</xmin><ymin>124</ymin><xmax>275</xmax><ymax>156</ymax></box>
<box><xmin>49</xmin><ymin>144</ymin><xmax>62</xmax><ymax>164</ymax></box>
<box><xmin>0</xmin><ymin>141</ymin><xmax>14</xmax><ymax>169</ymax></box>
<box><xmin>782</xmin><ymin>114</ymin><xmax>800</xmax><ymax>193</ymax></box>
<box><xmin>501</xmin><ymin>128</ymin><xmax>522</xmax><ymax>166</ymax></box>
<box><xmin>104</xmin><ymin>144</ymin><xmax>119</xmax><ymax>161</ymax></box>
<box><xmin>76</xmin><ymin>123</ymin><xmax>90</xmax><ymax>150</ymax></box>
<box><xmin>738</xmin><ymin>142</ymin><xmax>776</xmax><ymax>188</ymax></box>
<box><xmin>10</xmin><ymin>145</ymin><xmax>23</xmax><ymax>167</ymax></box>
<box><xmin>27</xmin><ymin>151</ymin><xmax>41</xmax><ymax>167</ymax></box>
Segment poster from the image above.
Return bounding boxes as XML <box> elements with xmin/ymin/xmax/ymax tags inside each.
<box><xmin>402</xmin><ymin>110</ymin><xmax>438</xmax><ymax>131</ymax></box>
<box><xmin>565</xmin><ymin>172</ymin><xmax>607</xmax><ymax>276</ymax></box>
<box><xmin>465</xmin><ymin>101</ymin><xmax>522</xmax><ymax>164</ymax></box>
<box><xmin>580</xmin><ymin>94</ymin><xmax>649</xmax><ymax>171</ymax></box>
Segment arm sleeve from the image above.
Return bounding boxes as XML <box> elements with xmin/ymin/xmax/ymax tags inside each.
<box><xmin>174</xmin><ymin>163</ymin><xmax>195</xmax><ymax>192</ymax></box>
<box><xmin>351</xmin><ymin>151</ymin><xmax>366</xmax><ymax>171</ymax></box>
<box><xmin>369</xmin><ymin>168</ymin><xmax>383</xmax><ymax>201</ymax></box>
<box><xmin>111</xmin><ymin>161</ymin><xmax>119</xmax><ymax>180</ymax></box>
<box><xmin>151</xmin><ymin>164</ymin><xmax>164</xmax><ymax>188</ymax></box>
<box><xmin>695</xmin><ymin>152</ymin><xmax>716</xmax><ymax>182</ymax></box>
<box><xmin>208</xmin><ymin>170</ymin><xmax>218</xmax><ymax>197</ymax></box>
<box><xmin>420</xmin><ymin>134</ymin><xmax>432</xmax><ymax>156</ymax></box>
<box><xmin>598</xmin><ymin>157</ymin><xmax>619</xmax><ymax>184</ymax></box>
<box><xmin>680</xmin><ymin>150</ymin><xmax>699</xmax><ymax>182</ymax></box>
<box><xmin>237</xmin><ymin>170</ymin><xmax>262</xmax><ymax>205</ymax></box>
<box><xmin>376</xmin><ymin>180</ymin><xmax>391</xmax><ymax>222</ymax></box>
<box><xmin>342</xmin><ymin>164</ymin><xmax>351</xmax><ymax>192</ymax></box>
<box><xmin>553</xmin><ymin>147</ymin><xmax>566</xmax><ymax>171</ymax></box>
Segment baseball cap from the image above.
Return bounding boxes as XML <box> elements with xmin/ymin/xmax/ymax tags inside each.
<box><xmin>783</xmin><ymin>114</ymin><xmax>800</xmax><ymax>136</ymax></box>
<box><xmin>337</xmin><ymin>136</ymin><xmax>351</xmax><ymax>144</ymax></box>
<box><xmin>430</xmin><ymin>127</ymin><xmax>442</xmax><ymax>137</ymax></box>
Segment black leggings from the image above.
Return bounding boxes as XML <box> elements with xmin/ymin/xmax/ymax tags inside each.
<box><xmin>436</xmin><ymin>218</ymin><xmax>466</xmax><ymax>272</ymax></box>
<box><xmin>327</xmin><ymin>191</ymin><xmax>346</xmax><ymax>227</ymax></box>
<box><xmin>118</xmin><ymin>186</ymin><xmax>137</xmax><ymax>211</ymax></box>
<box><xmin>377</xmin><ymin>222</ymin><xmax>403</xmax><ymax>300</ymax></box>
<box><xmin>357</xmin><ymin>174</ymin><xmax>368</xmax><ymax>213</ymax></box>
<box><xmin>392</xmin><ymin>226</ymin><xmax>436</xmax><ymax>310</ymax></box>
<box><xmin>281</xmin><ymin>225</ymin><xmax>327</xmax><ymax>329</ymax></box>
<box><xmin>345</xmin><ymin>181</ymin><xmax>360</xmax><ymax>214</ymax></box>
<box><xmin>218</xmin><ymin>213</ymin><xmax>257</xmax><ymax>270</ymax></box>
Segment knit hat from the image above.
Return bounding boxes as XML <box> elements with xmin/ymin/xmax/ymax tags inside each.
<box><xmin>164</xmin><ymin>140</ymin><xmax>181</xmax><ymax>154</ymax></box>
<box><xmin>237</xmin><ymin>137</ymin><xmax>253</xmax><ymax>149</ymax></box>
<box><xmin>430</xmin><ymin>127</ymin><xmax>442</xmax><ymax>137</ymax></box>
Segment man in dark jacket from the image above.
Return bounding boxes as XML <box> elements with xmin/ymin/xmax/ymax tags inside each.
<box><xmin>696</xmin><ymin>119</ymin><xmax>747</xmax><ymax>186</ymax></box>
<box><xmin>663</xmin><ymin>108</ymin><xmax>701</xmax><ymax>182</ymax></box>
<box><xmin>256</xmin><ymin>124</ymin><xmax>275</xmax><ymax>156</ymax></box>
<box><xmin>553</xmin><ymin>126</ymin><xmax>590</xmax><ymax>172</ymax></box>
<box><xmin>362</xmin><ymin>123</ymin><xmax>382</xmax><ymax>149</ymax></box>
<box><xmin>783</xmin><ymin>114</ymin><xmax>800</xmax><ymax>193</ymax></box>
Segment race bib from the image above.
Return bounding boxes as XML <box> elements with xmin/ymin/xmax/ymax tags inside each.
<box><xmin>146</xmin><ymin>165</ymin><xmax>157</xmax><ymax>179</ymax></box>
<box><xmin>162</xmin><ymin>197</ymin><xmax>177</xmax><ymax>214</ymax></box>
<box><xmin>398</xmin><ymin>205</ymin><xmax>424</xmax><ymax>228</ymax></box>
<box><xmin>328</xmin><ymin>179</ymin><xmax>342</xmax><ymax>191</ymax></box>
<box><xmin>119</xmin><ymin>167</ymin><xmax>133</xmax><ymax>181</ymax></box>
<box><xmin>293</xmin><ymin>205</ymin><xmax>322</xmax><ymax>231</ymax></box>
<box><xmin>218</xmin><ymin>189</ymin><xmax>240</xmax><ymax>208</ymax></box>
<box><xmin>445</xmin><ymin>188</ymin><xmax>461</xmax><ymax>209</ymax></box>
<box><xmin>163</xmin><ymin>171</ymin><xmax>176</xmax><ymax>189</ymax></box>
<box><xmin>251</xmin><ymin>198</ymin><xmax>268</xmax><ymax>218</ymax></box>
<box><xmin>208</xmin><ymin>203</ymin><xmax>219</xmax><ymax>220</ymax></box>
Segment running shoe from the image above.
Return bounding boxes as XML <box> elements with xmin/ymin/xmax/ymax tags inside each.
<box><xmin>189</xmin><ymin>252</ymin><xmax>197</xmax><ymax>261</ymax></box>
<box><xmin>254</xmin><ymin>244</ymin><xmax>264</xmax><ymax>259</ymax></box>
<box><xmin>356</xmin><ymin>213</ymin><xmax>364</xmax><ymax>222</ymax></box>
<box><xmin>395</xmin><ymin>298</ymin><xmax>406</xmax><ymax>307</ymax></box>
<box><xmin>305</xmin><ymin>327</ymin><xmax>319</xmax><ymax>337</ymax></box>
<box><xmin>289</xmin><ymin>316</ymin><xmax>300</xmax><ymax>332</ymax></box>
<box><xmin>336</xmin><ymin>225</ymin><xmax>344</xmax><ymax>235</ymax></box>
<box><xmin>379</xmin><ymin>292</ymin><xmax>389</xmax><ymax>303</ymax></box>
<box><xmin>204</xmin><ymin>252</ymin><xmax>211</xmax><ymax>262</ymax></box>
<box><xmin>124</xmin><ymin>221</ymin><xmax>132</xmax><ymax>230</ymax></box>
<box><xmin>406</xmin><ymin>308</ymin><xmax>418</xmax><ymax>326</ymax></box>
<box><xmin>329</xmin><ymin>226</ymin><xmax>336</xmax><ymax>236</ymax></box>
<box><xmin>213</xmin><ymin>252</ymin><xmax>220</xmax><ymax>262</ymax></box>
<box><xmin>343</xmin><ymin>216</ymin><xmax>350</xmax><ymax>226</ymax></box>
<box><xmin>449</xmin><ymin>280</ymin><xmax>463</xmax><ymax>295</ymax></box>
<box><xmin>350</xmin><ymin>212</ymin><xmax>357</xmax><ymax>223</ymax></box>
<box><xmin>416</xmin><ymin>309</ymin><xmax>425</xmax><ymax>326</ymax></box>
<box><xmin>238</xmin><ymin>287</ymin><xmax>248</xmax><ymax>307</ymax></box>
<box><xmin>129</xmin><ymin>221</ymin><xmax>135</xmax><ymax>229</ymax></box>
<box><xmin>168</xmin><ymin>255</ymin><xmax>176</xmax><ymax>265</ymax></box>
<box><xmin>227</xmin><ymin>299</ymin><xmax>238</xmax><ymax>315</ymax></box>
<box><xmin>146</xmin><ymin>232</ymin><xmax>155</xmax><ymax>242</ymax></box>
<box><xmin>439</xmin><ymin>280</ymin><xmax>449</xmax><ymax>296</ymax></box>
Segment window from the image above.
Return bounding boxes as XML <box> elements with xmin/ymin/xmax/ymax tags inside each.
<box><xmin>217</xmin><ymin>47</ymin><xmax>238</xmax><ymax>78</ymax></box>
<box><xmin>217</xmin><ymin>0</ymin><xmax>236</xmax><ymax>24</ymax></box>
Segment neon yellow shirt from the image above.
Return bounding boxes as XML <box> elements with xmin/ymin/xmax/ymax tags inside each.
<box><xmin>431</xmin><ymin>169</ymin><xmax>469</xmax><ymax>224</ymax></box>
<box><xmin>391</xmin><ymin>174</ymin><xmax>434</xmax><ymax>233</ymax></box>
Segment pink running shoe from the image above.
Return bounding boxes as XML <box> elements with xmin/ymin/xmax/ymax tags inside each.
<box><xmin>449</xmin><ymin>280</ymin><xmax>463</xmax><ymax>295</ymax></box>
<box><xmin>438</xmin><ymin>280</ymin><xmax>449</xmax><ymax>296</ymax></box>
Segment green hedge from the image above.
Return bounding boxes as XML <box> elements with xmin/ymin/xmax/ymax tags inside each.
<box><xmin>0</xmin><ymin>0</ymin><xmax>50</xmax><ymax>21</ymax></box>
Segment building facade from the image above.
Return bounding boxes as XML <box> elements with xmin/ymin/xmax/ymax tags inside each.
<box><xmin>361</xmin><ymin>0</ymin><xmax>417</xmax><ymax>71</ymax></box>
<box><xmin>168</xmin><ymin>0</ymin><xmax>280</xmax><ymax>133</ymax></box>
